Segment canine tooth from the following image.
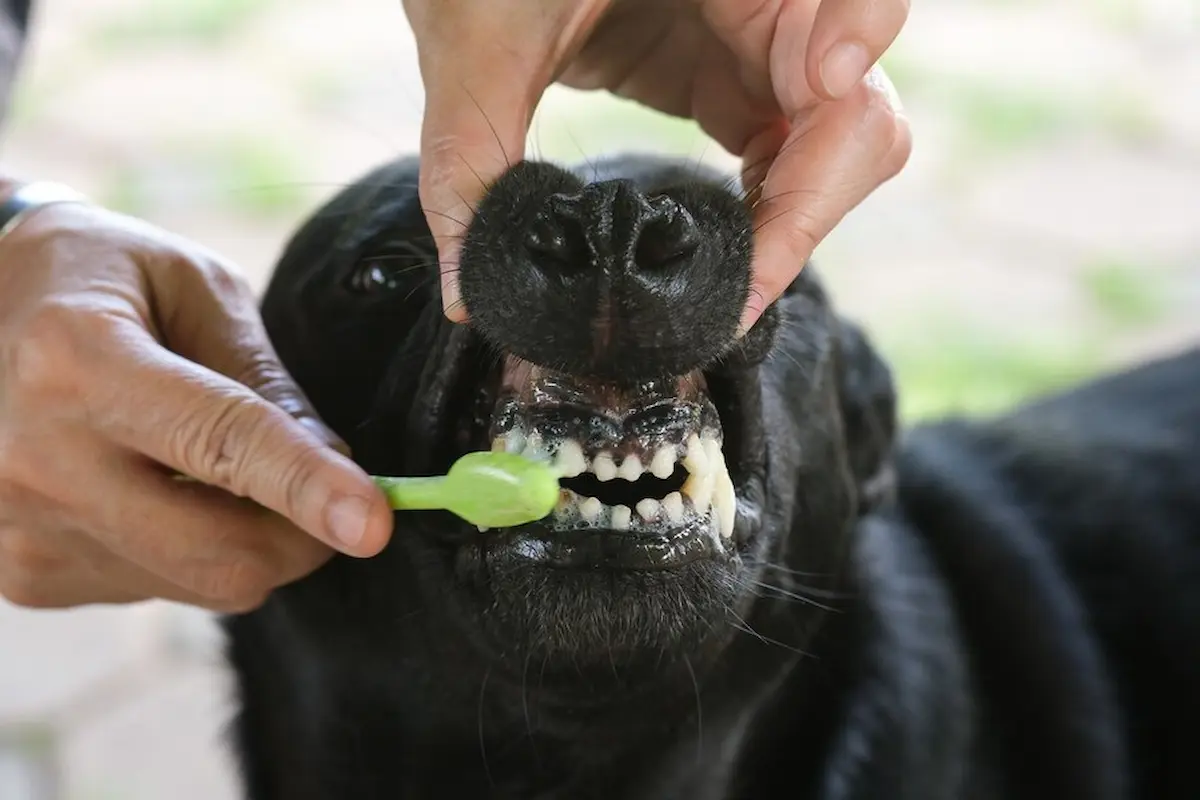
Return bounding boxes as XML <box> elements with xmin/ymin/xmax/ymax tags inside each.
<box><xmin>683</xmin><ymin>434</ymin><xmax>708</xmax><ymax>475</ymax></box>
<box><xmin>593</xmin><ymin>452</ymin><xmax>618</xmax><ymax>482</ymax></box>
<box><xmin>579</xmin><ymin>496</ymin><xmax>603</xmax><ymax>524</ymax></box>
<box><xmin>505</xmin><ymin>431</ymin><xmax>526</xmax><ymax>454</ymax></box>
<box><xmin>662</xmin><ymin>492</ymin><xmax>684</xmax><ymax>523</ymax></box>
<box><xmin>554</xmin><ymin>440</ymin><xmax>587</xmax><ymax>478</ymax></box>
<box><xmin>636</xmin><ymin>498</ymin><xmax>660</xmax><ymax>522</ymax></box>
<box><xmin>618</xmin><ymin>454</ymin><xmax>644</xmax><ymax>482</ymax></box>
<box><xmin>701</xmin><ymin>436</ymin><xmax>722</xmax><ymax>471</ymax></box>
<box><xmin>649</xmin><ymin>446</ymin><xmax>676</xmax><ymax>479</ymax></box>
<box><xmin>611</xmin><ymin>505</ymin><xmax>632</xmax><ymax>530</ymax></box>
<box><xmin>712</xmin><ymin>451</ymin><xmax>736</xmax><ymax>539</ymax></box>
<box><xmin>490</xmin><ymin>437</ymin><xmax>505</xmax><ymax>453</ymax></box>
<box><xmin>682</xmin><ymin>468</ymin><xmax>715</xmax><ymax>514</ymax></box>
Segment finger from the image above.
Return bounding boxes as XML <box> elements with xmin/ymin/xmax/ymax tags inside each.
<box><xmin>740</xmin><ymin>74</ymin><xmax>911</xmax><ymax>333</ymax></box>
<box><xmin>808</xmin><ymin>0</ymin><xmax>911</xmax><ymax>100</ymax></box>
<box><xmin>25</xmin><ymin>437</ymin><xmax>334</xmax><ymax>607</ymax></box>
<box><xmin>155</xmin><ymin>257</ymin><xmax>352</xmax><ymax>458</ymax></box>
<box><xmin>80</xmin><ymin>320</ymin><xmax>392</xmax><ymax>557</ymax></box>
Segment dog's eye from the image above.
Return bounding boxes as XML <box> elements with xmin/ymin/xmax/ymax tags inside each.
<box><xmin>346</xmin><ymin>241</ymin><xmax>435</xmax><ymax>294</ymax></box>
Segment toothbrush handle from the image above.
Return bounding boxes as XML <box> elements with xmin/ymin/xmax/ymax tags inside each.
<box><xmin>373</xmin><ymin>476</ymin><xmax>452</xmax><ymax>512</ymax></box>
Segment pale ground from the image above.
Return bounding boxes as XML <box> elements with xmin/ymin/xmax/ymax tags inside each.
<box><xmin>0</xmin><ymin>0</ymin><xmax>1197</xmax><ymax>798</ymax></box>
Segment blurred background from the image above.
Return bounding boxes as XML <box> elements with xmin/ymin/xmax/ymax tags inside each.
<box><xmin>0</xmin><ymin>0</ymin><xmax>1197</xmax><ymax>797</ymax></box>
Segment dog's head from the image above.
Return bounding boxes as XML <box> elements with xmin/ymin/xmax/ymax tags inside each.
<box><xmin>261</xmin><ymin>154</ymin><xmax>895</xmax><ymax>686</ymax></box>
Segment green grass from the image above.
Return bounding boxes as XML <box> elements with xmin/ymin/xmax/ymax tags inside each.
<box><xmin>882</xmin><ymin>322</ymin><xmax>1106</xmax><ymax>423</ymax></box>
<box><xmin>90</xmin><ymin>0</ymin><xmax>275</xmax><ymax>51</ymax></box>
<box><xmin>97</xmin><ymin>136</ymin><xmax>309</xmax><ymax>220</ymax></box>
<box><xmin>1077</xmin><ymin>258</ymin><xmax>1171</xmax><ymax>330</ymax></box>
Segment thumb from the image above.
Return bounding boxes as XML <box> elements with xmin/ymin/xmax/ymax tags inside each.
<box><xmin>144</xmin><ymin>252</ymin><xmax>392</xmax><ymax>556</ymax></box>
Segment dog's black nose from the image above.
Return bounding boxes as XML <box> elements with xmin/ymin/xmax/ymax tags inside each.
<box><xmin>523</xmin><ymin>180</ymin><xmax>700</xmax><ymax>278</ymax></box>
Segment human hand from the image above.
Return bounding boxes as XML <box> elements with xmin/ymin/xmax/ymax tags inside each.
<box><xmin>404</xmin><ymin>0</ymin><xmax>911</xmax><ymax>332</ymax></box>
<box><xmin>0</xmin><ymin>197</ymin><xmax>394</xmax><ymax>612</ymax></box>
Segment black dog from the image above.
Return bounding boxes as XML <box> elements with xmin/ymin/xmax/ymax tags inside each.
<box><xmin>224</xmin><ymin>153</ymin><xmax>1200</xmax><ymax>799</ymax></box>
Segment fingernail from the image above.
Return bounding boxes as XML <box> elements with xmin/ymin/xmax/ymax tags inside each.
<box><xmin>326</xmin><ymin>495</ymin><xmax>370</xmax><ymax>550</ymax></box>
<box><xmin>820</xmin><ymin>41</ymin><xmax>871</xmax><ymax>100</ymax></box>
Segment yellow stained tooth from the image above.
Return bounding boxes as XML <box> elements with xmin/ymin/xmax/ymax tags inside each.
<box><xmin>491</xmin><ymin>437</ymin><xmax>506</xmax><ymax>453</ymax></box>
<box><xmin>650</xmin><ymin>446</ymin><xmax>676</xmax><ymax>479</ymax></box>
<box><xmin>715</xmin><ymin>467</ymin><xmax>736</xmax><ymax>539</ymax></box>
<box><xmin>683</xmin><ymin>468</ymin><xmax>715</xmax><ymax>514</ymax></box>
<box><xmin>683</xmin><ymin>434</ymin><xmax>707</xmax><ymax>475</ymax></box>
<box><xmin>593</xmin><ymin>452</ymin><xmax>618</xmax><ymax>481</ymax></box>
<box><xmin>618</xmin><ymin>454</ymin><xmax>644</xmax><ymax>482</ymax></box>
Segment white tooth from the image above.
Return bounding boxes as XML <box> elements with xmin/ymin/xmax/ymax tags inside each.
<box><xmin>477</xmin><ymin>525</ymin><xmax>490</xmax><ymax>533</ymax></box>
<box><xmin>649</xmin><ymin>446</ymin><xmax>676</xmax><ymax>479</ymax></box>
<box><xmin>683</xmin><ymin>434</ymin><xmax>708</xmax><ymax>475</ymax></box>
<box><xmin>662</xmin><ymin>491</ymin><xmax>684</xmax><ymax>523</ymax></box>
<box><xmin>712</xmin><ymin>450</ymin><xmax>736</xmax><ymax>539</ymax></box>
<box><xmin>593</xmin><ymin>452</ymin><xmax>618</xmax><ymax>482</ymax></box>
<box><xmin>579</xmin><ymin>496</ymin><xmax>603</xmax><ymax>524</ymax></box>
<box><xmin>618</xmin><ymin>454</ymin><xmax>644</xmax><ymax>482</ymax></box>
<box><xmin>505</xmin><ymin>430</ymin><xmax>526</xmax><ymax>454</ymax></box>
<box><xmin>490</xmin><ymin>437</ymin><xmax>505</xmax><ymax>453</ymax></box>
<box><xmin>611</xmin><ymin>505</ymin><xmax>632</xmax><ymax>530</ymax></box>
<box><xmin>701</xmin><ymin>437</ymin><xmax>722</xmax><ymax>470</ymax></box>
<box><xmin>682</xmin><ymin>468</ymin><xmax>715</xmax><ymax>514</ymax></box>
<box><xmin>554</xmin><ymin>440</ymin><xmax>587</xmax><ymax>478</ymax></box>
<box><xmin>636</xmin><ymin>498</ymin><xmax>660</xmax><ymax>522</ymax></box>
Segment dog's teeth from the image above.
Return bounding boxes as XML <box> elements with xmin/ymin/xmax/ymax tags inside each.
<box><xmin>649</xmin><ymin>446</ymin><xmax>676</xmax><ymax>479</ymax></box>
<box><xmin>556</xmin><ymin>488</ymin><xmax>577</xmax><ymax>512</ymax></box>
<box><xmin>682</xmin><ymin>465</ymin><xmax>715</xmax><ymax>514</ymax></box>
<box><xmin>490</xmin><ymin>437</ymin><xmax>506</xmax><ymax>453</ymax></box>
<box><xmin>683</xmin><ymin>434</ymin><xmax>708</xmax><ymax>475</ymax></box>
<box><xmin>523</xmin><ymin>432</ymin><xmax>550</xmax><ymax>462</ymax></box>
<box><xmin>662</xmin><ymin>491</ymin><xmax>685</xmax><ymax>523</ymax></box>
<box><xmin>636</xmin><ymin>498</ymin><xmax>660</xmax><ymax>522</ymax></box>
<box><xmin>711</xmin><ymin>448</ymin><xmax>736</xmax><ymax>539</ymax></box>
<box><xmin>579</xmin><ymin>496</ymin><xmax>603</xmax><ymax>524</ymax></box>
<box><xmin>504</xmin><ymin>431</ymin><xmax>526</xmax><ymax>454</ymax></box>
<box><xmin>611</xmin><ymin>504</ymin><xmax>632</xmax><ymax>530</ymax></box>
<box><xmin>554</xmin><ymin>440</ymin><xmax>587</xmax><ymax>478</ymax></box>
<box><xmin>477</xmin><ymin>525</ymin><xmax>490</xmax><ymax>533</ymax></box>
<box><xmin>618</xmin><ymin>454</ymin><xmax>644</xmax><ymax>482</ymax></box>
<box><xmin>593</xmin><ymin>452</ymin><xmax>618</xmax><ymax>482</ymax></box>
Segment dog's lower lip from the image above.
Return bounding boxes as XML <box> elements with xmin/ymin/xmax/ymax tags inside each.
<box><xmin>466</xmin><ymin>522</ymin><xmax>722</xmax><ymax>571</ymax></box>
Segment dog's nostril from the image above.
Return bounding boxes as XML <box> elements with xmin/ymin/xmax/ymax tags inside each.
<box><xmin>635</xmin><ymin>199</ymin><xmax>700</xmax><ymax>271</ymax></box>
<box><xmin>525</xmin><ymin>207</ymin><xmax>586</xmax><ymax>270</ymax></box>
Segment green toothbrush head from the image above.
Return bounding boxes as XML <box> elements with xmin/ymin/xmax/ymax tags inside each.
<box><xmin>441</xmin><ymin>450</ymin><xmax>561</xmax><ymax>528</ymax></box>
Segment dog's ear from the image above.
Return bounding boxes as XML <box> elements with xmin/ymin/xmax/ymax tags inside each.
<box><xmin>834</xmin><ymin>317</ymin><xmax>898</xmax><ymax>514</ymax></box>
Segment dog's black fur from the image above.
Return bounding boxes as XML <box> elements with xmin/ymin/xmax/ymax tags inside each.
<box><xmin>224</xmin><ymin>153</ymin><xmax>1200</xmax><ymax>799</ymax></box>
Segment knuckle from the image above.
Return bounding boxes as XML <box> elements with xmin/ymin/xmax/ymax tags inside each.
<box><xmin>171</xmin><ymin>393</ymin><xmax>265</xmax><ymax>492</ymax></box>
<box><xmin>7</xmin><ymin>301</ymin><xmax>86</xmax><ymax>396</ymax></box>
